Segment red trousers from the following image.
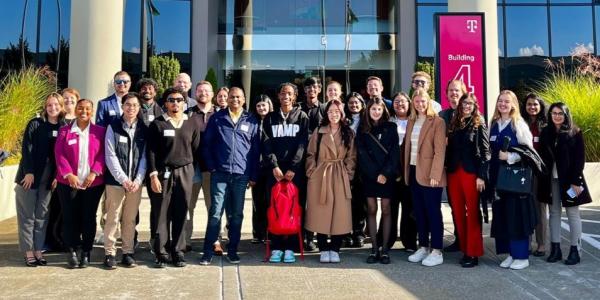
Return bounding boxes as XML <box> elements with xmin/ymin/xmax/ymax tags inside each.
<box><xmin>447</xmin><ymin>166</ymin><xmax>483</xmax><ymax>257</ymax></box>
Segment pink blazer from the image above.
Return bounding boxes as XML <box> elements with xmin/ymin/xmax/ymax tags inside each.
<box><xmin>54</xmin><ymin>123</ymin><xmax>106</xmax><ymax>187</ymax></box>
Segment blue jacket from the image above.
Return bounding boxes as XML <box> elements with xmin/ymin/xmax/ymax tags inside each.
<box><xmin>202</xmin><ymin>109</ymin><xmax>260</xmax><ymax>182</ymax></box>
<box><xmin>96</xmin><ymin>94</ymin><xmax>121</xmax><ymax>127</ymax></box>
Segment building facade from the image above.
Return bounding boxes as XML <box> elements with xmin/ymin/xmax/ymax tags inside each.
<box><xmin>0</xmin><ymin>0</ymin><xmax>598</xmax><ymax>114</ymax></box>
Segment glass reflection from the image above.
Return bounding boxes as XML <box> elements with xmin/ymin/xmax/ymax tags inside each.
<box><xmin>550</xmin><ymin>6</ymin><xmax>593</xmax><ymax>56</ymax></box>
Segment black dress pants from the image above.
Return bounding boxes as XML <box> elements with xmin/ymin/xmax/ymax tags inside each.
<box><xmin>154</xmin><ymin>163</ymin><xmax>194</xmax><ymax>256</ymax></box>
<box><xmin>57</xmin><ymin>183</ymin><xmax>103</xmax><ymax>252</ymax></box>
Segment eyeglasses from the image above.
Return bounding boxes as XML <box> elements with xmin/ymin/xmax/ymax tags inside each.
<box><xmin>166</xmin><ymin>97</ymin><xmax>185</xmax><ymax>103</ymax></box>
<box><xmin>123</xmin><ymin>103</ymin><xmax>139</xmax><ymax>108</ymax></box>
<box><xmin>551</xmin><ymin>111</ymin><xmax>565</xmax><ymax>116</ymax></box>
<box><xmin>327</xmin><ymin>110</ymin><xmax>342</xmax><ymax>115</ymax></box>
<box><xmin>115</xmin><ymin>79</ymin><xmax>131</xmax><ymax>85</ymax></box>
<box><xmin>412</xmin><ymin>79</ymin><xmax>427</xmax><ymax>86</ymax></box>
<box><xmin>462</xmin><ymin>102</ymin><xmax>475</xmax><ymax>107</ymax></box>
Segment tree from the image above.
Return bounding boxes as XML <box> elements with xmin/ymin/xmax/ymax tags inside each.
<box><xmin>205</xmin><ymin>68</ymin><xmax>218</xmax><ymax>90</ymax></box>
<box><xmin>149</xmin><ymin>53</ymin><xmax>180</xmax><ymax>96</ymax></box>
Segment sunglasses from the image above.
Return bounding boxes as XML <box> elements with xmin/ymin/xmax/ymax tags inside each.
<box><xmin>115</xmin><ymin>79</ymin><xmax>131</xmax><ymax>85</ymax></box>
<box><xmin>412</xmin><ymin>79</ymin><xmax>427</xmax><ymax>86</ymax></box>
<box><xmin>166</xmin><ymin>97</ymin><xmax>185</xmax><ymax>103</ymax></box>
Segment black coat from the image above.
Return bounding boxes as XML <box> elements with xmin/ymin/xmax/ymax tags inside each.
<box><xmin>538</xmin><ymin>128</ymin><xmax>592</xmax><ymax>207</ymax></box>
<box><xmin>446</xmin><ymin>119</ymin><xmax>491</xmax><ymax>181</ymax></box>
<box><xmin>14</xmin><ymin>118</ymin><xmax>62</xmax><ymax>189</ymax></box>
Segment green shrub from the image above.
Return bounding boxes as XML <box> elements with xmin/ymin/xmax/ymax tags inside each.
<box><xmin>0</xmin><ymin>66</ymin><xmax>56</xmax><ymax>164</ymax></box>
<box><xmin>533</xmin><ymin>56</ymin><xmax>600</xmax><ymax>162</ymax></box>
<box><xmin>205</xmin><ymin>68</ymin><xmax>218</xmax><ymax>90</ymax></box>
<box><xmin>149</xmin><ymin>54</ymin><xmax>180</xmax><ymax>96</ymax></box>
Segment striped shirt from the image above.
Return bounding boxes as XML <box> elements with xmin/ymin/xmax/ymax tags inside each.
<box><xmin>410</xmin><ymin>116</ymin><xmax>426</xmax><ymax>166</ymax></box>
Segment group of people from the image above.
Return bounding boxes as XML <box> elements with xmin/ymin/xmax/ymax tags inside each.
<box><xmin>14</xmin><ymin>69</ymin><xmax>592</xmax><ymax>270</ymax></box>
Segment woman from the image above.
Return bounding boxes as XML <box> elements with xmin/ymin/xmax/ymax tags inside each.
<box><xmin>489</xmin><ymin>90</ymin><xmax>539</xmax><ymax>270</ymax></box>
<box><xmin>446</xmin><ymin>93</ymin><xmax>490</xmax><ymax>267</ymax></box>
<box><xmin>325</xmin><ymin>81</ymin><xmax>343</xmax><ymax>102</ymax></box>
<box><xmin>356</xmin><ymin>97</ymin><xmax>399</xmax><ymax>264</ymax></box>
<box><xmin>15</xmin><ymin>93</ymin><xmax>65</xmax><ymax>266</ymax></box>
<box><xmin>404</xmin><ymin>88</ymin><xmax>447</xmax><ymax>267</ymax></box>
<box><xmin>523</xmin><ymin>93</ymin><xmax>550</xmax><ymax>257</ymax></box>
<box><xmin>263</xmin><ymin>83</ymin><xmax>309</xmax><ymax>263</ymax></box>
<box><xmin>215</xmin><ymin>87</ymin><xmax>229</xmax><ymax>111</ymax></box>
<box><xmin>55</xmin><ymin>99</ymin><xmax>106</xmax><ymax>268</ymax></box>
<box><xmin>344</xmin><ymin>92</ymin><xmax>367</xmax><ymax>247</ymax></box>
<box><xmin>385</xmin><ymin>92</ymin><xmax>417</xmax><ymax>252</ymax></box>
<box><xmin>305</xmin><ymin>100</ymin><xmax>356</xmax><ymax>263</ymax></box>
<box><xmin>251</xmin><ymin>94</ymin><xmax>273</xmax><ymax>244</ymax></box>
<box><xmin>61</xmin><ymin>88</ymin><xmax>79</xmax><ymax>122</ymax></box>
<box><xmin>539</xmin><ymin>102</ymin><xmax>592</xmax><ymax>265</ymax></box>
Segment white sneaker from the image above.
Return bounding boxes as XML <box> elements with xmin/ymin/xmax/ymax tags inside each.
<box><xmin>329</xmin><ymin>251</ymin><xmax>340</xmax><ymax>263</ymax></box>
<box><xmin>499</xmin><ymin>256</ymin><xmax>513</xmax><ymax>268</ymax></box>
<box><xmin>319</xmin><ymin>251</ymin><xmax>330</xmax><ymax>263</ymax></box>
<box><xmin>509</xmin><ymin>259</ymin><xmax>529</xmax><ymax>270</ymax></box>
<box><xmin>422</xmin><ymin>251</ymin><xmax>443</xmax><ymax>267</ymax></box>
<box><xmin>408</xmin><ymin>247</ymin><xmax>429</xmax><ymax>263</ymax></box>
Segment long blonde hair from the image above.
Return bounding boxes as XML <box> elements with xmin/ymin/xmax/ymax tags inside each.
<box><xmin>409</xmin><ymin>88</ymin><xmax>436</xmax><ymax>121</ymax></box>
<box><xmin>492</xmin><ymin>90</ymin><xmax>522</xmax><ymax>129</ymax></box>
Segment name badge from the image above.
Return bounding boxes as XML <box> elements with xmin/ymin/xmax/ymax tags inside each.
<box><xmin>164</xmin><ymin>171</ymin><xmax>171</xmax><ymax>179</ymax></box>
<box><xmin>68</xmin><ymin>139</ymin><xmax>77</xmax><ymax>145</ymax></box>
<box><xmin>119</xmin><ymin>135</ymin><xmax>128</xmax><ymax>143</ymax></box>
<box><xmin>148</xmin><ymin>115</ymin><xmax>155</xmax><ymax>122</ymax></box>
<box><xmin>533</xmin><ymin>136</ymin><xmax>539</xmax><ymax>143</ymax></box>
<box><xmin>109</xmin><ymin>110</ymin><xmax>116</xmax><ymax>116</ymax></box>
<box><xmin>490</xmin><ymin>135</ymin><xmax>497</xmax><ymax>142</ymax></box>
<box><xmin>163</xmin><ymin>129</ymin><xmax>175</xmax><ymax>137</ymax></box>
<box><xmin>240</xmin><ymin>124</ymin><xmax>249</xmax><ymax>132</ymax></box>
<box><xmin>52</xmin><ymin>130</ymin><xmax>57</xmax><ymax>137</ymax></box>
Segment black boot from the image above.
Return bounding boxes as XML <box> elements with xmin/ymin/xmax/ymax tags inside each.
<box><xmin>546</xmin><ymin>242</ymin><xmax>562</xmax><ymax>263</ymax></box>
<box><xmin>564</xmin><ymin>246</ymin><xmax>580</xmax><ymax>265</ymax></box>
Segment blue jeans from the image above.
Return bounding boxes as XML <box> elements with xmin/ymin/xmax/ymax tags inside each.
<box><xmin>203</xmin><ymin>171</ymin><xmax>249</xmax><ymax>256</ymax></box>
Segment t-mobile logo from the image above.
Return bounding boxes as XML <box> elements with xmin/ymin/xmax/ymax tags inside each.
<box><xmin>466</xmin><ymin>20</ymin><xmax>478</xmax><ymax>33</ymax></box>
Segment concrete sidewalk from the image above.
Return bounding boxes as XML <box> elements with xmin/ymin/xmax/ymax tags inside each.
<box><xmin>0</xmin><ymin>192</ymin><xmax>599</xmax><ymax>300</ymax></box>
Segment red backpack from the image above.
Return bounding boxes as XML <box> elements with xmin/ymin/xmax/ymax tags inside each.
<box><xmin>267</xmin><ymin>180</ymin><xmax>302</xmax><ymax>235</ymax></box>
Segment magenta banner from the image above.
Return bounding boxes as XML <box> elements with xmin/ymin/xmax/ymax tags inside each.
<box><xmin>435</xmin><ymin>13</ymin><xmax>486</xmax><ymax>113</ymax></box>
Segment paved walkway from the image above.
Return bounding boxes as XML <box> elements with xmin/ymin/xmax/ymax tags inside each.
<box><xmin>1</xmin><ymin>192</ymin><xmax>599</xmax><ymax>300</ymax></box>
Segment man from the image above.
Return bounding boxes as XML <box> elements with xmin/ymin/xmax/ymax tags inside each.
<box><xmin>183</xmin><ymin>81</ymin><xmax>221</xmax><ymax>254</ymax></box>
<box><xmin>365</xmin><ymin>76</ymin><xmax>392</xmax><ymax>109</ymax></box>
<box><xmin>411</xmin><ymin>71</ymin><xmax>442</xmax><ymax>113</ymax></box>
<box><xmin>135</xmin><ymin>78</ymin><xmax>165</xmax><ymax>250</ymax></box>
<box><xmin>103</xmin><ymin>92</ymin><xmax>148</xmax><ymax>269</ymax></box>
<box><xmin>300</xmin><ymin>77</ymin><xmax>325</xmax><ymax>135</ymax></box>
<box><xmin>147</xmin><ymin>87</ymin><xmax>200</xmax><ymax>268</ymax></box>
<box><xmin>96</xmin><ymin>71</ymin><xmax>131</xmax><ymax>127</ymax></box>
<box><xmin>200</xmin><ymin>87</ymin><xmax>260</xmax><ymax>265</ymax></box>
<box><xmin>94</xmin><ymin>70</ymin><xmax>131</xmax><ymax>246</ymax></box>
<box><xmin>173</xmin><ymin>73</ymin><xmax>197</xmax><ymax>109</ymax></box>
<box><xmin>137</xmin><ymin>78</ymin><xmax>164</xmax><ymax>126</ymax></box>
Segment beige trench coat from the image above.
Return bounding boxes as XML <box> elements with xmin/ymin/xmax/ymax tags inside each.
<box><xmin>304</xmin><ymin>126</ymin><xmax>356</xmax><ymax>235</ymax></box>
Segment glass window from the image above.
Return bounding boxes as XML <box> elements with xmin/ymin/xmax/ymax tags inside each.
<box><xmin>505</xmin><ymin>6</ymin><xmax>548</xmax><ymax>57</ymax></box>
<box><xmin>550</xmin><ymin>0</ymin><xmax>592</xmax><ymax>3</ymax></box>
<box><xmin>596</xmin><ymin>6</ymin><xmax>600</xmax><ymax>55</ymax></box>
<box><xmin>504</xmin><ymin>6</ymin><xmax>549</xmax><ymax>90</ymax></box>
<box><xmin>550</xmin><ymin>6</ymin><xmax>593</xmax><ymax>56</ymax></box>
<box><xmin>417</xmin><ymin>5</ymin><xmax>446</xmax><ymax>58</ymax></box>
<box><xmin>504</xmin><ymin>0</ymin><xmax>546</xmax><ymax>3</ymax></box>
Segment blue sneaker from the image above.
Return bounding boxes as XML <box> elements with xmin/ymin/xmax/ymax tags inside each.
<box><xmin>269</xmin><ymin>250</ymin><xmax>283</xmax><ymax>263</ymax></box>
<box><xmin>283</xmin><ymin>250</ymin><xmax>296</xmax><ymax>263</ymax></box>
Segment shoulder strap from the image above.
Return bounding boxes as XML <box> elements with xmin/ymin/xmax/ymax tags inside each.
<box><xmin>367</xmin><ymin>132</ymin><xmax>389</xmax><ymax>155</ymax></box>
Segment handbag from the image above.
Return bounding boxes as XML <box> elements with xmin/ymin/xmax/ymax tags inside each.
<box><xmin>496</xmin><ymin>162</ymin><xmax>533</xmax><ymax>195</ymax></box>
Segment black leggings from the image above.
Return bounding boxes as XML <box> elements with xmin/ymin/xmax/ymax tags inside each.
<box><xmin>57</xmin><ymin>184</ymin><xmax>103</xmax><ymax>252</ymax></box>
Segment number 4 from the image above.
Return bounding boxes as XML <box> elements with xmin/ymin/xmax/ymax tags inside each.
<box><xmin>453</xmin><ymin>64</ymin><xmax>475</xmax><ymax>94</ymax></box>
